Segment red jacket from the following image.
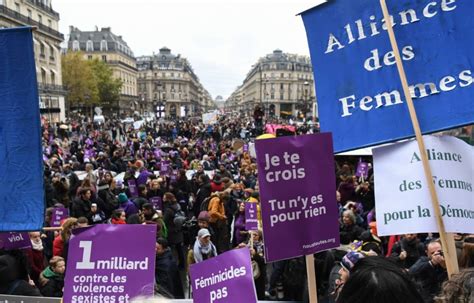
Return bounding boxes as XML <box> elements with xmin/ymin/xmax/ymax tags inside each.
<box><xmin>53</xmin><ymin>235</ymin><xmax>64</xmax><ymax>257</ymax></box>
<box><xmin>25</xmin><ymin>248</ymin><xmax>46</xmax><ymax>283</ymax></box>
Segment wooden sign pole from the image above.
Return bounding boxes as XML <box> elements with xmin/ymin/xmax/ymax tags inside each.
<box><xmin>379</xmin><ymin>0</ymin><xmax>459</xmax><ymax>277</ymax></box>
<box><xmin>306</xmin><ymin>254</ymin><xmax>318</xmax><ymax>303</ymax></box>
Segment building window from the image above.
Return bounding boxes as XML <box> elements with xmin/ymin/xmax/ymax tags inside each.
<box><xmin>38</xmin><ymin>14</ymin><xmax>42</xmax><ymax>24</ymax></box>
<box><xmin>40</xmin><ymin>44</ymin><xmax>45</xmax><ymax>57</ymax></box>
<box><xmin>280</xmin><ymin>83</ymin><xmax>284</xmax><ymax>90</ymax></box>
<box><xmin>72</xmin><ymin>40</ymin><xmax>80</xmax><ymax>51</ymax></box>
<box><xmin>102</xmin><ymin>55</ymin><xmax>107</xmax><ymax>62</ymax></box>
<box><xmin>15</xmin><ymin>3</ymin><xmax>20</xmax><ymax>12</ymax></box>
<box><xmin>41</xmin><ymin>69</ymin><xmax>46</xmax><ymax>84</ymax></box>
<box><xmin>100</xmin><ymin>40</ymin><xmax>108</xmax><ymax>51</ymax></box>
<box><xmin>281</xmin><ymin>73</ymin><xmax>284</xmax><ymax>78</ymax></box>
<box><xmin>86</xmin><ymin>40</ymin><xmax>93</xmax><ymax>51</ymax></box>
<box><xmin>48</xmin><ymin>19</ymin><xmax>52</xmax><ymax>28</ymax></box>
<box><xmin>88</xmin><ymin>55</ymin><xmax>93</xmax><ymax>60</ymax></box>
<box><xmin>51</xmin><ymin>72</ymin><xmax>55</xmax><ymax>85</ymax></box>
<box><xmin>49</xmin><ymin>46</ymin><xmax>55</xmax><ymax>60</ymax></box>
<box><xmin>27</xmin><ymin>9</ymin><xmax>32</xmax><ymax>18</ymax></box>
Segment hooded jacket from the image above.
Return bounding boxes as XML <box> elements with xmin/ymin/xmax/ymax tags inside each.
<box><xmin>39</xmin><ymin>266</ymin><xmax>64</xmax><ymax>297</ymax></box>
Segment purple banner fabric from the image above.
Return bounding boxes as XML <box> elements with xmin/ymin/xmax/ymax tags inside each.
<box><xmin>64</xmin><ymin>225</ymin><xmax>156</xmax><ymax>302</ymax></box>
<box><xmin>127</xmin><ymin>179</ymin><xmax>138</xmax><ymax>198</ymax></box>
<box><xmin>255</xmin><ymin>133</ymin><xmax>340</xmax><ymax>262</ymax></box>
<box><xmin>189</xmin><ymin>248</ymin><xmax>257</xmax><ymax>303</ymax></box>
<box><xmin>0</xmin><ymin>232</ymin><xmax>32</xmax><ymax>250</ymax></box>
<box><xmin>355</xmin><ymin>162</ymin><xmax>369</xmax><ymax>178</ymax></box>
<box><xmin>150</xmin><ymin>196</ymin><xmax>162</xmax><ymax>211</ymax></box>
<box><xmin>245</xmin><ymin>203</ymin><xmax>259</xmax><ymax>231</ymax></box>
<box><xmin>50</xmin><ymin>207</ymin><xmax>69</xmax><ymax>228</ymax></box>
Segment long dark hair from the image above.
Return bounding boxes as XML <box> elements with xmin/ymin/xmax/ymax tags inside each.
<box><xmin>337</xmin><ymin>257</ymin><xmax>424</xmax><ymax>303</ymax></box>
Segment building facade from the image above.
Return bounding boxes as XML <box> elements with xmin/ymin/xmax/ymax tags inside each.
<box><xmin>137</xmin><ymin>47</ymin><xmax>212</xmax><ymax>119</ymax></box>
<box><xmin>227</xmin><ymin>49</ymin><xmax>317</xmax><ymax>120</ymax></box>
<box><xmin>67</xmin><ymin>26</ymin><xmax>138</xmax><ymax>116</ymax></box>
<box><xmin>0</xmin><ymin>0</ymin><xmax>66</xmax><ymax>122</ymax></box>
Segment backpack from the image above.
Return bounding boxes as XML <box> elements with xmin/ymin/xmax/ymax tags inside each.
<box><xmin>173</xmin><ymin>209</ymin><xmax>186</xmax><ymax>229</ymax></box>
<box><xmin>200</xmin><ymin>196</ymin><xmax>212</xmax><ymax>212</ymax></box>
<box><xmin>282</xmin><ymin>257</ymin><xmax>306</xmax><ymax>288</ymax></box>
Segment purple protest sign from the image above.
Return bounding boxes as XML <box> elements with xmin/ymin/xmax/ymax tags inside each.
<box><xmin>245</xmin><ymin>203</ymin><xmax>259</xmax><ymax>231</ymax></box>
<box><xmin>160</xmin><ymin>160</ymin><xmax>170</xmax><ymax>177</ymax></box>
<box><xmin>189</xmin><ymin>247</ymin><xmax>257</xmax><ymax>303</ymax></box>
<box><xmin>243</xmin><ymin>144</ymin><xmax>249</xmax><ymax>152</ymax></box>
<box><xmin>50</xmin><ymin>207</ymin><xmax>69</xmax><ymax>228</ymax></box>
<box><xmin>0</xmin><ymin>232</ymin><xmax>32</xmax><ymax>250</ymax></box>
<box><xmin>170</xmin><ymin>170</ymin><xmax>178</xmax><ymax>182</ymax></box>
<box><xmin>355</xmin><ymin>161</ymin><xmax>369</xmax><ymax>178</ymax></box>
<box><xmin>255</xmin><ymin>133</ymin><xmax>340</xmax><ymax>262</ymax></box>
<box><xmin>64</xmin><ymin>225</ymin><xmax>156</xmax><ymax>302</ymax></box>
<box><xmin>128</xmin><ymin>179</ymin><xmax>138</xmax><ymax>198</ymax></box>
<box><xmin>150</xmin><ymin>196</ymin><xmax>162</xmax><ymax>211</ymax></box>
<box><xmin>154</xmin><ymin>149</ymin><xmax>161</xmax><ymax>160</ymax></box>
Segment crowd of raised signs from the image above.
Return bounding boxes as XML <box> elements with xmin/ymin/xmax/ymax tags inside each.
<box><xmin>0</xmin><ymin>113</ymin><xmax>473</xmax><ymax>303</ymax></box>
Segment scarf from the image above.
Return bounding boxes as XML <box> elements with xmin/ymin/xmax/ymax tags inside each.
<box><xmin>111</xmin><ymin>218</ymin><xmax>126</xmax><ymax>224</ymax></box>
<box><xmin>31</xmin><ymin>240</ymin><xmax>43</xmax><ymax>251</ymax></box>
<box><xmin>193</xmin><ymin>238</ymin><xmax>217</xmax><ymax>263</ymax></box>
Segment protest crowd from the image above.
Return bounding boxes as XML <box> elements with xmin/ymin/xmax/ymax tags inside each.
<box><xmin>0</xmin><ymin>111</ymin><xmax>473</xmax><ymax>303</ymax></box>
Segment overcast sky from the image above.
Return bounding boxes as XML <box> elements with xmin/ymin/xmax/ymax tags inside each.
<box><xmin>54</xmin><ymin>0</ymin><xmax>324</xmax><ymax>100</ymax></box>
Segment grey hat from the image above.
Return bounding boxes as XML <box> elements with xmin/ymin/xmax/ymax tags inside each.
<box><xmin>198</xmin><ymin>228</ymin><xmax>211</xmax><ymax>238</ymax></box>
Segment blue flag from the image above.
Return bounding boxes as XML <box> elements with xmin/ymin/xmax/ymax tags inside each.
<box><xmin>301</xmin><ymin>0</ymin><xmax>474</xmax><ymax>152</ymax></box>
<box><xmin>0</xmin><ymin>27</ymin><xmax>44</xmax><ymax>231</ymax></box>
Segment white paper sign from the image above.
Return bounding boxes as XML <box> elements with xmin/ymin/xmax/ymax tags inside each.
<box><xmin>373</xmin><ymin>136</ymin><xmax>473</xmax><ymax>236</ymax></box>
<box><xmin>202</xmin><ymin>112</ymin><xmax>218</xmax><ymax>125</ymax></box>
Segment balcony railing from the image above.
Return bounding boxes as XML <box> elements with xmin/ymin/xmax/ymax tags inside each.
<box><xmin>0</xmin><ymin>5</ymin><xmax>64</xmax><ymax>40</ymax></box>
<box><xmin>25</xmin><ymin>0</ymin><xmax>60</xmax><ymax>18</ymax></box>
<box><xmin>38</xmin><ymin>83</ymin><xmax>66</xmax><ymax>94</ymax></box>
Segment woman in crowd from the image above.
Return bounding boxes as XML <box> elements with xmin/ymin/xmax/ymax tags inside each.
<box><xmin>339</xmin><ymin>209</ymin><xmax>364</xmax><ymax>245</ymax></box>
<box><xmin>336</xmin><ymin>257</ymin><xmax>424</xmax><ymax>303</ymax></box>
<box><xmin>192</xmin><ymin>228</ymin><xmax>217</xmax><ymax>264</ymax></box>
<box><xmin>232</xmin><ymin>201</ymin><xmax>248</xmax><ymax>247</ymax></box>
<box><xmin>109</xmin><ymin>208</ymin><xmax>127</xmax><ymax>224</ymax></box>
<box><xmin>52</xmin><ymin>217</ymin><xmax>78</xmax><ymax>261</ymax></box>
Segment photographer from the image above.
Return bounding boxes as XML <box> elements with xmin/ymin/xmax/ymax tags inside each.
<box><xmin>409</xmin><ymin>240</ymin><xmax>448</xmax><ymax>303</ymax></box>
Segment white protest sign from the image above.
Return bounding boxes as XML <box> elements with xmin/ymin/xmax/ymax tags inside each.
<box><xmin>373</xmin><ymin>136</ymin><xmax>474</xmax><ymax>236</ymax></box>
<box><xmin>202</xmin><ymin>112</ymin><xmax>218</xmax><ymax>125</ymax></box>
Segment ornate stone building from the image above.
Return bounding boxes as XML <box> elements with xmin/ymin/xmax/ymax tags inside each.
<box><xmin>0</xmin><ymin>0</ymin><xmax>66</xmax><ymax>122</ymax></box>
<box><xmin>137</xmin><ymin>47</ymin><xmax>212</xmax><ymax>119</ymax></box>
<box><xmin>67</xmin><ymin>26</ymin><xmax>138</xmax><ymax>116</ymax></box>
<box><xmin>228</xmin><ymin>49</ymin><xmax>317</xmax><ymax>119</ymax></box>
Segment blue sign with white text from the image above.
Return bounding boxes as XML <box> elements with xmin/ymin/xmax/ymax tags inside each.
<box><xmin>301</xmin><ymin>0</ymin><xmax>473</xmax><ymax>152</ymax></box>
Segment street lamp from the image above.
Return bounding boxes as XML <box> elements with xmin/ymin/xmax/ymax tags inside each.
<box><xmin>302</xmin><ymin>81</ymin><xmax>310</xmax><ymax>121</ymax></box>
<box><xmin>46</xmin><ymin>95</ymin><xmax>52</xmax><ymax>122</ymax></box>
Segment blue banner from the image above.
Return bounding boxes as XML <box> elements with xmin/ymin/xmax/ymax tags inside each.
<box><xmin>0</xmin><ymin>27</ymin><xmax>44</xmax><ymax>231</ymax></box>
<box><xmin>301</xmin><ymin>0</ymin><xmax>474</xmax><ymax>152</ymax></box>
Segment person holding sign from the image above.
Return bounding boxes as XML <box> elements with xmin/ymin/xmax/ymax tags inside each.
<box><xmin>232</xmin><ymin>201</ymin><xmax>248</xmax><ymax>247</ymax></box>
